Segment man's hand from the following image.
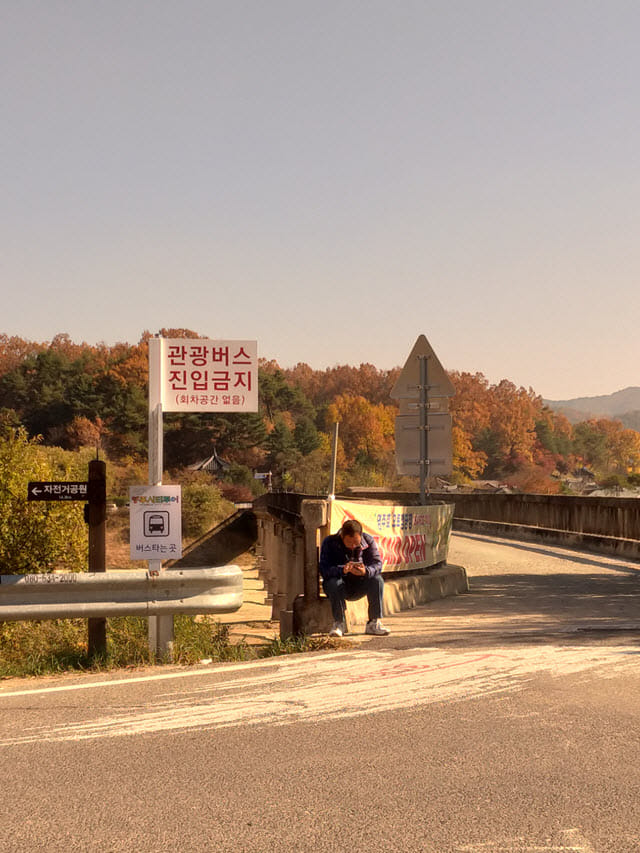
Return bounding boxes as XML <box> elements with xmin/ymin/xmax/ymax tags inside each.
<box><xmin>345</xmin><ymin>561</ymin><xmax>366</xmax><ymax>577</ymax></box>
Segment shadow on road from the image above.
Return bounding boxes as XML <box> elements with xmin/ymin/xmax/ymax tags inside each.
<box><xmin>401</xmin><ymin>569</ymin><xmax>640</xmax><ymax>649</ymax></box>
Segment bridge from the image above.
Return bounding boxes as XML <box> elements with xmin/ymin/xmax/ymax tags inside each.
<box><xmin>173</xmin><ymin>489</ymin><xmax>640</xmax><ymax>638</ymax></box>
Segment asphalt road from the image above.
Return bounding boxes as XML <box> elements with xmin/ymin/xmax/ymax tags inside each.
<box><xmin>2</xmin><ymin>532</ymin><xmax>640</xmax><ymax>852</ymax></box>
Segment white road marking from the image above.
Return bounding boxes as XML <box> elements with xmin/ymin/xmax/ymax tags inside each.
<box><xmin>0</xmin><ymin>645</ymin><xmax>637</xmax><ymax>746</ymax></box>
<box><xmin>0</xmin><ymin>649</ymin><xmax>356</xmax><ymax>698</ymax></box>
<box><xmin>457</xmin><ymin>827</ymin><xmax>595</xmax><ymax>851</ymax></box>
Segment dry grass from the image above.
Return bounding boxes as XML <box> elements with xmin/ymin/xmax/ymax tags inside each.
<box><xmin>106</xmin><ymin>510</ymin><xmax>138</xmax><ymax>570</ymax></box>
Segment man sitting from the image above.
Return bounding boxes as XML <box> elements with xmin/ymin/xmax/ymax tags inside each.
<box><xmin>319</xmin><ymin>518</ymin><xmax>390</xmax><ymax>637</ymax></box>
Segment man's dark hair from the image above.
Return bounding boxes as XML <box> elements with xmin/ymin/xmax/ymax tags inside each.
<box><xmin>341</xmin><ymin>519</ymin><xmax>363</xmax><ymax>537</ymax></box>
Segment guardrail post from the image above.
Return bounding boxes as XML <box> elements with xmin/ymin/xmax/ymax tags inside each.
<box><xmin>87</xmin><ymin>458</ymin><xmax>107</xmax><ymax>657</ymax></box>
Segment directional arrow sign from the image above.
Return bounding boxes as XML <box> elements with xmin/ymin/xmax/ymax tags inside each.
<box><xmin>27</xmin><ymin>481</ymin><xmax>89</xmax><ymax>501</ymax></box>
<box><xmin>390</xmin><ymin>334</ymin><xmax>456</xmax><ymax>401</ymax></box>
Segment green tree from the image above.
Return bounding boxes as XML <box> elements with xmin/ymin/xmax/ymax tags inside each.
<box><xmin>267</xmin><ymin>417</ymin><xmax>301</xmax><ymax>488</ymax></box>
<box><xmin>293</xmin><ymin>417</ymin><xmax>321</xmax><ymax>455</ymax></box>
<box><xmin>163</xmin><ymin>412</ymin><xmax>268</xmax><ymax>468</ymax></box>
<box><xmin>572</xmin><ymin>421</ymin><xmax>608</xmax><ymax>470</ymax></box>
<box><xmin>258</xmin><ymin>364</ymin><xmax>315</xmax><ymax>422</ymax></box>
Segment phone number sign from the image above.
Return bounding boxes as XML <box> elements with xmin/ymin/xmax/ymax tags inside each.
<box><xmin>161</xmin><ymin>339</ymin><xmax>258</xmax><ymax>413</ymax></box>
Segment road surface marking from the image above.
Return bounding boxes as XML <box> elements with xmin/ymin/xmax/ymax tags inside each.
<box><xmin>457</xmin><ymin>827</ymin><xmax>595</xmax><ymax>851</ymax></box>
<box><xmin>0</xmin><ymin>649</ymin><xmax>357</xmax><ymax>698</ymax></box>
<box><xmin>0</xmin><ymin>645</ymin><xmax>637</xmax><ymax>746</ymax></box>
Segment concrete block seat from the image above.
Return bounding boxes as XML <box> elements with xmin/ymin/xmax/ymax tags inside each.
<box><xmin>292</xmin><ymin>563</ymin><xmax>469</xmax><ymax>636</ymax></box>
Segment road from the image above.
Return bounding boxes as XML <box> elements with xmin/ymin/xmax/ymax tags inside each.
<box><xmin>2</xmin><ymin>532</ymin><xmax>640</xmax><ymax>852</ymax></box>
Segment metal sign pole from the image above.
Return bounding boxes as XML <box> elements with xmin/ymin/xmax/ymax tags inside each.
<box><xmin>147</xmin><ymin>337</ymin><xmax>174</xmax><ymax>659</ymax></box>
<box><xmin>419</xmin><ymin>355</ymin><xmax>429</xmax><ymax>504</ymax></box>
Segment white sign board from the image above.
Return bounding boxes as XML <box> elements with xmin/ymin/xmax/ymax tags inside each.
<box><xmin>159</xmin><ymin>339</ymin><xmax>258</xmax><ymax>413</ymax></box>
<box><xmin>129</xmin><ymin>485</ymin><xmax>182</xmax><ymax>561</ymax></box>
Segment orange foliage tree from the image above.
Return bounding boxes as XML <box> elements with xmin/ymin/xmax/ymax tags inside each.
<box><xmin>325</xmin><ymin>394</ymin><xmax>395</xmax><ymax>467</ymax></box>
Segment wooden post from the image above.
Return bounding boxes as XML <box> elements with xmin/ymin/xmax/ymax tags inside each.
<box><xmin>87</xmin><ymin>458</ymin><xmax>107</xmax><ymax>657</ymax></box>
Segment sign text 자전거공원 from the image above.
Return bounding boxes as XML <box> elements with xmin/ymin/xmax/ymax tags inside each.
<box><xmin>27</xmin><ymin>481</ymin><xmax>89</xmax><ymax>501</ymax></box>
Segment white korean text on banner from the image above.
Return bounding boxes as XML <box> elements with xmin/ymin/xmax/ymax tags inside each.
<box><xmin>330</xmin><ymin>499</ymin><xmax>453</xmax><ymax>572</ymax></box>
<box><xmin>129</xmin><ymin>485</ymin><xmax>182</xmax><ymax>560</ymax></box>
<box><xmin>160</xmin><ymin>339</ymin><xmax>258</xmax><ymax>413</ymax></box>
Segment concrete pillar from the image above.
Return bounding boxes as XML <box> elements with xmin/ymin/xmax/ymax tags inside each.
<box><xmin>300</xmin><ymin>500</ymin><xmax>328</xmax><ymax>601</ymax></box>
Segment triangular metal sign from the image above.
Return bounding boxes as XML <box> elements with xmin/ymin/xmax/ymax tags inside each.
<box><xmin>390</xmin><ymin>334</ymin><xmax>456</xmax><ymax>400</ymax></box>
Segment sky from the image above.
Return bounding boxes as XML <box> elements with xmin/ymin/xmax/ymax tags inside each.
<box><xmin>2</xmin><ymin>1</ymin><xmax>640</xmax><ymax>401</ymax></box>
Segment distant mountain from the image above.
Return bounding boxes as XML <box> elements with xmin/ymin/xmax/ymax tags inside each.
<box><xmin>544</xmin><ymin>386</ymin><xmax>640</xmax><ymax>426</ymax></box>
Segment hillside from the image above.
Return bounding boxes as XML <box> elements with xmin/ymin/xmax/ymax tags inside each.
<box><xmin>545</xmin><ymin>386</ymin><xmax>640</xmax><ymax>425</ymax></box>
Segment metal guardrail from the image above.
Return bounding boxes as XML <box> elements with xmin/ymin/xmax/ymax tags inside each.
<box><xmin>0</xmin><ymin>566</ymin><xmax>243</xmax><ymax>621</ymax></box>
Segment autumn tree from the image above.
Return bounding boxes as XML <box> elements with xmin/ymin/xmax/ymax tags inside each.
<box><xmin>283</xmin><ymin>362</ymin><xmax>400</xmax><ymax>407</ymax></box>
<box><xmin>451</xmin><ymin>424</ymin><xmax>487</xmax><ymax>480</ymax></box>
<box><xmin>5</xmin><ymin>330</ymin><xmax>640</xmax><ymax>495</ymax></box>
<box><xmin>0</xmin><ymin>334</ymin><xmax>45</xmax><ymax>377</ymax></box>
<box><xmin>448</xmin><ymin>372</ymin><xmax>492</xmax><ymax>480</ymax></box>
<box><xmin>326</xmin><ymin>394</ymin><xmax>395</xmax><ymax>464</ymax></box>
<box><xmin>573</xmin><ymin>419</ymin><xmax>640</xmax><ymax>476</ymax></box>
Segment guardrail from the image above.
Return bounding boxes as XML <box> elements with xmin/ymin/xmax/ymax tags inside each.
<box><xmin>0</xmin><ymin>566</ymin><xmax>243</xmax><ymax>621</ymax></box>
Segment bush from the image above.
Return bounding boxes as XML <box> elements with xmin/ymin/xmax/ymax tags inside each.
<box><xmin>223</xmin><ymin>462</ymin><xmax>265</xmax><ymax>497</ymax></box>
<box><xmin>0</xmin><ymin>429</ymin><xmax>88</xmax><ymax>574</ymax></box>
<box><xmin>217</xmin><ymin>481</ymin><xmax>254</xmax><ymax>503</ymax></box>
<box><xmin>0</xmin><ymin>617</ymin><xmax>338</xmax><ymax>679</ymax></box>
<box><xmin>181</xmin><ymin>481</ymin><xmax>233</xmax><ymax>538</ymax></box>
<box><xmin>0</xmin><ymin>617</ymin><xmax>250</xmax><ymax>677</ymax></box>
<box><xmin>598</xmin><ymin>474</ymin><xmax>625</xmax><ymax>490</ymax></box>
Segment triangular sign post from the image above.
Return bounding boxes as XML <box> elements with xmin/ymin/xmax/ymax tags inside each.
<box><xmin>391</xmin><ymin>335</ymin><xmax>455</xmax><ymax>502</ymax></box>
<box><xmin>390</xmin><ymin>334</ymin><xmax>455</xmax><ymax>401</ymax></box>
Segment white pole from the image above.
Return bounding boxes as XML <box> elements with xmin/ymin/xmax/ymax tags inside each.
<box><xmin>328</xmin><ymin>422</ymin><xmax>339</xmax><ymax>499</ymax></box>
<box><xmin>147</xmin><ymin>337</ymin><xmax>174</xmax><ymax>658</ymax></box>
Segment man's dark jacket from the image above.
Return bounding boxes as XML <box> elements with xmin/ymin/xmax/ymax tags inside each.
<box><xmin>319</xmin><ymin>531</ymin><xmax>382</xmax><ymax>581</ymax></box>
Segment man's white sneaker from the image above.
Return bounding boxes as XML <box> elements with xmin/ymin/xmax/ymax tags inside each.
<box><xmin>329</xmin><ymin>620</ymin><xmax>346</xmax><ymax>638</ymax></box>
<box><xmin>365</xmin><ymin>619</ymin><xmax>390</xmax><ymax>636</ymax></box>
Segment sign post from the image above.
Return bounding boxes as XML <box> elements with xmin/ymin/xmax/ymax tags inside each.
<box><xmin>147</xmin><ymin>337</ymin><xmax>172</xmax><ymax>658</ymax></box>
<box><xmin>28</xmin><ymin>461</ymin><xmax>107</xmax><ymax>656</ymax></box>
<box><xmin>391</xmin><ymin>335</ymin><xmax>455</xmax><ymax>501</ymax></box>
<box><xmin>144</xmin><ymin>336</ymin><xmax>259</xmax><ymax>658</ymax></box>
<box><xmin>87</xmin><ymin>459</ymin><xmax>107</xmax><ymax>657</ymax></box>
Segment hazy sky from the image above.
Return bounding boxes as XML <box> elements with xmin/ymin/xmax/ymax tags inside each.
<box><xmin>3</xmin><ymin>1</ymin><xmax>640</xmax><ymax>400</ymax></box>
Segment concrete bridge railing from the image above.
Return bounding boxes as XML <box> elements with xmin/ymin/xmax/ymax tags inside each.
<box><xmin>343</xmin><ymin>489</ymin><xmax>640</xmax><ymax>561</ymax></box>
<box><xmin>426</xmin><ymin>491</ymin><xmax>640</xmax><ymax>560</ymax></box>
<box><xmin>252</xmin><ymin>493</ymin><xmax>327</xmax><ymax>634</ymax></box>
<box><xmin>432</xmin><ymin>492</ymin><xmax>640</xmax><ymax>539</ymax></box>
<box><xmin>252</xmin><ymin>493</ymin><xmax>468</xmax><ymax>637</ymax></box>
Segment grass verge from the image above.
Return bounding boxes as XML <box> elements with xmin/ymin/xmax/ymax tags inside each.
<box><xmin>0</xmin><ymin>617</ymin><xmax>345</xmax><ymax>680</ymax></box>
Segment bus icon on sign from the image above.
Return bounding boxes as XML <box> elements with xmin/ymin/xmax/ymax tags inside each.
<box><xmin>144</xmin><ymin>511</ymin><xmax>169</xmax><ymax>536</ymax></box>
